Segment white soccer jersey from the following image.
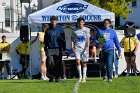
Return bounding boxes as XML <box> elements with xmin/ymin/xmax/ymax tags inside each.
<box><xmin>71</xmin><ymin>27</ymin><xmax>90</xmax><ymax>49</ymax></box>
<box><xmin>71</xmin><ymin>27</ymin><xmax>90</xmax><ymax>62</ymax></box>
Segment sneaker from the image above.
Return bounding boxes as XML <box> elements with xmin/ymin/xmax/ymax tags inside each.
<box><xmin>13</xmin><ymin>75</ymin><xmax>18</xmax><ymax>79</ymax></box>
<box><xmin>7</xmin><ymin>75</ymin><xmax>11</xmax><ymax>79</ymax></box>
<box><xmin>55</xmin><ymin>77</ymin><xmax>61</xmax><ymax>82</ymax></box>
<box><xmin>78</xmin><ymin>76</ymin><xmax>82</xmax><ymax>83</ymax></box>
<box><xmin>115</xmin><ymin>75</ymin><xmax>118</xmax><ymax>78</ymax></box>
<box><xmin>64</xmin><ymin>76</ymin><xmax>67</xmax><ymax>79</ymax></box>
<box><xmin>44</xmin><ymin>76</ymin><xmax>50</xmax><ymax>80</ymax></box>
<box><xmin>49</xmin><ymin>78</ymin><xmax>54</xmax><ymax>82</ymax></box>
<box><xmin>126</xmin><ymin>73</ymin><xmax>130</xmax><ymax>76</ymax></box>
<box><xmin>40</xmin><ymin>76</ymin><xmax>48</xmax><ymax>80</ymax></box>
<box><xmin>108</xmin><ymin>79</ymin><xmax>112</xmax><ymax>82</ymax></box>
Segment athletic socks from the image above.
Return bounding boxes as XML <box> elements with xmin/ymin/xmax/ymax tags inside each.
<box><xmin>77</xmin><ymin>65</ymin><xmax>82</xmax><ymax>77</ymax></box>
<box><xmin>83</xmin><ymin>67</ymin><xmax>87</xmax><ymax>80</ymax></box>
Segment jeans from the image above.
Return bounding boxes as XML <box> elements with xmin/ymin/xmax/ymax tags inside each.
<box><xmin>101</xmin><ymin>49</ymin><xmax>114</xmax><ymax>79</ymax></box>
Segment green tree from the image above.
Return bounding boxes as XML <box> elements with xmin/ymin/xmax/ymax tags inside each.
<box><xmin>86</xmin><ymin>0</ymin><xmax>132</xmax><ymax>19</ymax></box>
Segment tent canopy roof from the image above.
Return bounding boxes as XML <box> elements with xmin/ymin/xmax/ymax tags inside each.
<box><xmin>28</xmin><ymin>0</ymin><xmax>115</xmax><ymax>24</ymax></box>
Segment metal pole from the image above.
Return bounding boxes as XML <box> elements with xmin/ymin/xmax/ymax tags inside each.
<box><xmin>2</xmin><ymin>22</ymin><xmax>3</xmax><ymax>33</ymax></box>
<box><xmin>20</xmin><ymin>0</ymin><xmax>22</xmax><ymax>24</ymax></box>
<box><xmin>10</xmin><ymin>0</ymin><xmax>14</xmax><ymax>33</ymax></box>
<box><xmin>28</xmin><ymin>24</ymin><xmax>32</xmax><ymax>79</ymax></box>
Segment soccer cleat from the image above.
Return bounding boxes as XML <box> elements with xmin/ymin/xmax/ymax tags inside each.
<box><xmin>115</xmin><ymin>75</ymin><xmax>118</xmax><ymax>78</ymax></box>
<box><xmin>81</xmin><ymin>79</ymin><xmax>86</xmax><ymax>83</ymax></box>
<box><xmin>78</xmin><ymin>76</ymin><xmax>82</xmax><ymax>83</ymax></box>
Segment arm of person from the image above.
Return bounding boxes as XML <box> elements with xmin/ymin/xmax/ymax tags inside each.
<box><xmin>113</xmin><ymin>30</ymin><xmax>121</xmax><ymax>56</ymax></box>
<box><xmin>86</xmin><ymin>29</ymin><xmax>90</xmax><ymax>51</ymax></box>
<box><xmin>134</xmin><ymin>37</ymin><xmax>139</xmax><ymax>54</ymax></box>
<box><xmin>61</xmin><ymin>29</ymin><xmax>66</xmax><ymax>51</ymax></box>
<box><xmin>15</xmin><ymin>44</ymin><xmax>20</xmax><ymax>55</ymax></box>
<box><xmin>120</xmin><ymin>37</ymin><xmax>125</xmax><ymax>48</ymax></box>
<box><xmin>30</xmin><ymin>33</ymin><xmax>39</xmax><ymax>45</ymax></box>
<box><xmin>44</xmin><ymin>31</ymin><xmax>48</xmax><ymax>51</ymax></box>
<box><xmin>1</xmin><ymin>44</ymin><xmax>10</xmax><ymax>52</ymax></box>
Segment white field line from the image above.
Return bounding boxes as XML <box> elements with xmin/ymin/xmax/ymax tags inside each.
<box><xmin>72</xmin><ymin>81</ymin><xmax>80</xmax><ymax>93</ymax></box>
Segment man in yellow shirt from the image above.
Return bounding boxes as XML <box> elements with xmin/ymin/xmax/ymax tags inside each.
<box><xmin>120</xmin><ymin>36</ymin><xmax>139</xmax><ymax>76</ymax></box>
<box><xmin>16</xmin><ymin>33</ymin><xmax>38</xmax><ymax>78</ymax></box>
<box><xmin>0</xmin><ymin>35</ymin><xmax>11</xmax><ymax>79</ymax></box>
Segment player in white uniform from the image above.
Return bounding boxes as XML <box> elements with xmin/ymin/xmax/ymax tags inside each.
<box><xmin>71</xmin><ymin>17</ymin><xmax>90</xmax><ymax>83</ymax></box>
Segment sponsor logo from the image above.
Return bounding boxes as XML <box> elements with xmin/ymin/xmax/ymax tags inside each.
<box><xmin>57</xmin><ymin>3</ymin><xmax>88</xmax><ymax>14</ymax></box>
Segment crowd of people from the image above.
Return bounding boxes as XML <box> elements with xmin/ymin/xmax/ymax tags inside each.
<box><xmin>0</xmin><ymin>16</ymin><xmax>139</xmax><ymax>83</ymax></box>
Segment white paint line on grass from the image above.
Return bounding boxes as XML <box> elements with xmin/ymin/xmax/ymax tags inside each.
<box><xmin>72</xmin><ymin>81</ymin><xmax>80</xmax><ymax>93</ymax></box>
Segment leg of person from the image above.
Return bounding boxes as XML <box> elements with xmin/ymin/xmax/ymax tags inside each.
<box><xmin>75</xmin><ymin>51</ymin><xmax>82</xmax><ymax>82</ymax></box>
<box><xmin>82</xmin><ymin>62</ymin><xmax>87</xmax><ymax>83</ymax></box>
<box><xmin>54</xmin><ymin>49</ymin><xmax>62</xmax><ymax>82</ymax></box>
<box><xmin>89</xmin><ymin>48</ymin><xmax>92</xmax><ymax>57</ymax></box>
<box><xmin>125</xmin><ymin>56</ymin><xmax>131</xmax><ymax>76</ymax></box>
<box><xmin>23</xmin><ymin>55</ymin><xmax>29</xmax><ymax>78</ymax></box>
<box><xmin>0</xmin><ymin>62</ymin><xmax>4</xmax><ymax>79</ymax></box>
<box><xmin>106</xmin><ymin>49</ymin><xmax>114</xmax><ymax>82</ymax></box>
<box><xmin>92</xmin><ymin>46</ymin><xmax>97</xmax><ymax>62</ymax></box>
<box><xmin>62</xmin><ymin>61</ymin><xmax>66</xmax><ymax>79</ymax></box>
<box><xmin>46</xmin><ymin>49</ymin><xmax>55</xmax><ymax>82</ymax></box>
<box><xmin>81</xmin><ymin>50</ymin><xmax>89</xmax><ymax>83</ymax></box>
<box><xmin>100</xmin><ymin>51</ymin><xmax>107</xmax><ymax>81</ymax></box>
<box><xmin>40</xmin><ymin>51</ymin><xmax>49</xmax><ymax>80</ymax></box>
<box><xmin>131</xmin><ymin>56</ymin><xmax>137</xmax><ymax>76</ymax></box>
<box><xmin>20</xmin><ymin>55</ymin><xmax>25</xmax><ymax>78</ymax></box>
<box><xmin>5</xmin><ymin>61</ymin><xmax>11</xmax><ymax>79</ymax></box>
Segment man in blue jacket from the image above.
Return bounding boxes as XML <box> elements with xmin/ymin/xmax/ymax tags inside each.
<box><xmin>44</xmin><ymin>16</ymin><xmax>66</xmax><ymax>82</ymax></box>
<box><xmin>95</xmin><ymin>19</ymin><xmax>121</xmax><ymax>82</ymax></box>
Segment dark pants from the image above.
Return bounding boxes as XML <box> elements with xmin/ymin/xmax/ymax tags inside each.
<box><xmin>4</xmin><ymin>61</ymin><xmax>11</xmax><ymax>75</ymax></box>
<box><xmin>0</xmin><ymin>61</ymin><xmax>11</xmax><ymax>75</ymax></box>
<box><xmin>46</xmin><ymin>49</ymin><xmax>62</xmax><ymax>79</ymax></box>
<box><xmin>20</xmin><ymin>54</ymin><xmax>29</xmax><ymax>78</ymax></box>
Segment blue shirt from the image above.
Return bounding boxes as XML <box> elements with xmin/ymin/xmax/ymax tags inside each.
<box><xmin>95</xmin><ymin>28</ymin><xmax>121</xmax><ymax>53</ymax></box>
<box><xmin>44</xmin><ymin>25</ymin><xmax>66</xmax><ymax>50</ymax></box>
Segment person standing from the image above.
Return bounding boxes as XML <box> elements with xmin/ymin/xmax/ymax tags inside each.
<box><xmin>120</xmin><ymin>36</ymin><xmax>139</xmax><ymax>76</ymax></box>
<box><xmin>95</xmin><ymin>19</ymin><xmax>121</xmax><ymax>82</ymax></box>
<box><xmin>44</xmin><ymin>16</ymin><xmax>66</xmax><ymax>82</ymax></box>
<box><xmin>0</xmin><ymin>35</ymin><xmax>11</xmax><ymax>79</ymax></box>
<box><xmin>16</xmin><ymin>34</ymin><xmax>38</xmax><ymax>78</ymax></box>
<box><xmin>89</xmin><ymin>29</ymin><xmax>97</xmax><ymax>62</ymax></box>
<box><xmin>39</xmin><ymin>24</ymin><xmax>49</xmax><ymax>80</ymax></box>
<box><xmin>71</xmin><ymin>17</ymin><xmax>90</xmax><ymax>83</ymax></box>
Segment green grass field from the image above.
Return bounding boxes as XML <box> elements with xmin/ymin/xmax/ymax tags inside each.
<box><xmin>0</xmin><ymin>76</ymin><xmax>140</xmax><ymax>93</ymax></box>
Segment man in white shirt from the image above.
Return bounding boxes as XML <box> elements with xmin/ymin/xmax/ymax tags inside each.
<box><xmin>71</xmin><ymin>17</ymin><xmax>90</xmax><ymax>83</ymax></box>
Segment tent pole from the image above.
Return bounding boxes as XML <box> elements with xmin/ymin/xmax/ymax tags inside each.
<box><xmin>28</xmin><ymin>23</ymin><xmax>32</xmax><ymax>79</ymax></box>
